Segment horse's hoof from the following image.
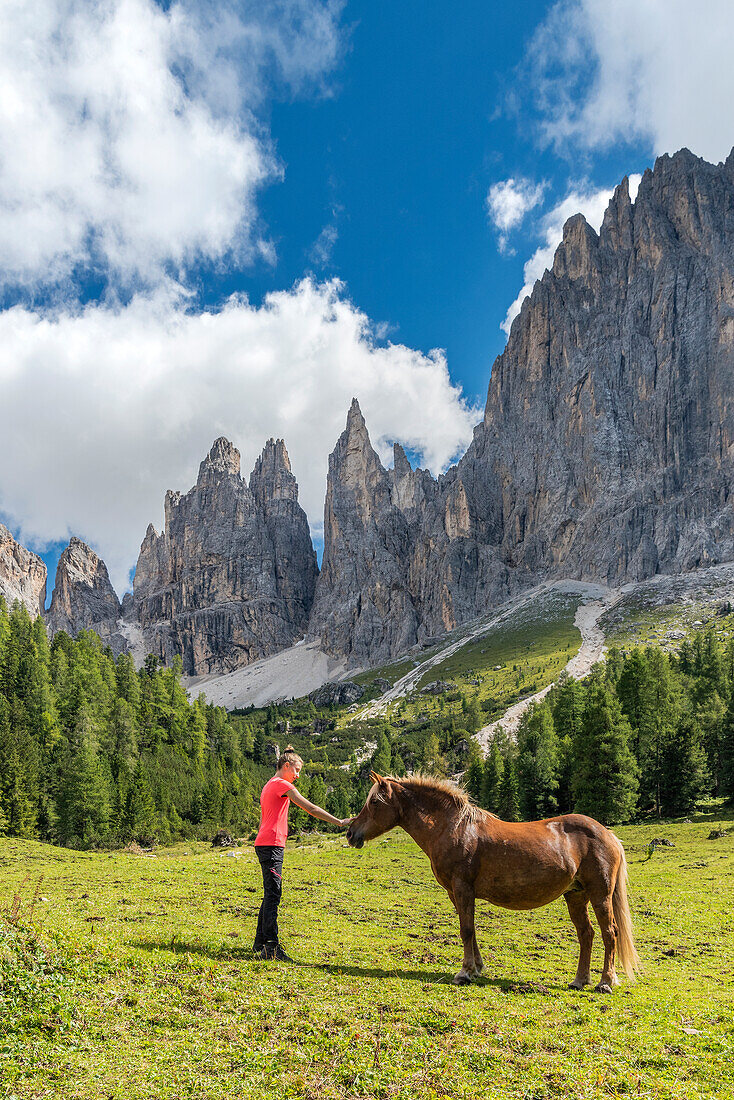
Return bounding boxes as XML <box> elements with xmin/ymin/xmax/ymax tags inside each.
<box><xmin>594</xmin><ymin>982</ymin><xmax>613</xmax><ymax>994</ymax></box>
<box><xmin>568</xmin><ymin>978</ymin><xmax>589</xmax><ymax>990</ymax></box>
<box><xmin>453</xmin><ymin>972</ymin><xmax>472</xmax><ymax>985</ymax></box>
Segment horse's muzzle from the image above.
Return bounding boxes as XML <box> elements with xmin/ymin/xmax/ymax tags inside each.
<box><xmin>346</xmin><ymin>826</ymin><xmax>364</xmax><ymax>849</ymax></box>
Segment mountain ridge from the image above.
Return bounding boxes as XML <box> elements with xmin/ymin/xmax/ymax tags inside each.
<box><xmin>2</xmin><ymin>146</ymin><xmax>734</xmax><ymax>684</ymax></box>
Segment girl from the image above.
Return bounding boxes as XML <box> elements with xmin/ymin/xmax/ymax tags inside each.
<box><xmin>253</xmin><ymin>745</ymin><xmax>351</xmax><ymax>961</ymax></box>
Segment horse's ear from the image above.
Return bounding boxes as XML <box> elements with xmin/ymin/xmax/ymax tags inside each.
<box><xmin>369</xmin><ymin>770</ymin><xmax>383</xmax><ymax>785</ymax></box>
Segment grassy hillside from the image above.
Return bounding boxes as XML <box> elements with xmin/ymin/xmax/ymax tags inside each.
<box><xmin>413</xmin><ymin>591</ymin><xmax>581</xmax><ymax>712</ymax></box>
<box><xmin>2</xmin><ymin>812</ymin><xmax>733</xmax><ymax>1099</ymax></box>
<box><xmin>353</xmin><ymin>589</ymin><xmax>583</xmax><ymax>730</ymax></box>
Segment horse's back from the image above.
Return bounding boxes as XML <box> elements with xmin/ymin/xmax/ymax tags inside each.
<box><xmin>476</xmin><ymin>811</ymin><xmax>613</xmax><ymax>846</ymax></box>
<box><xmin>465</xmin><ymin>811</ymin><xmax>622</xmax><ymax>909</ymax></box>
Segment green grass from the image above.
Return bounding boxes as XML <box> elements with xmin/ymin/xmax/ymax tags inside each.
<box><xmin>390</xmin><ymin>592</ymin><xmax>582</xmax><ymax>726</ymax></box>
<box><xmin>2</xmin><ymin>812</ymin><xmax>733</xmax><ymax>1099</ymax></box>
<box><xmin>352</xmin><ymin>658</ymin><xmax>418</xmax><ymax>688</ymax></box>
<box><xmin>601</xmin><ymin>596</ymin><xmax>734</xmax><ymax>652</ymax></box>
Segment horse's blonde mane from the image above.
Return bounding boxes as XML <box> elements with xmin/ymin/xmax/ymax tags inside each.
<box><xmin>391</xmin><ymin>773</ymin><xmax>496</xmax><ymax>824</ymax></box>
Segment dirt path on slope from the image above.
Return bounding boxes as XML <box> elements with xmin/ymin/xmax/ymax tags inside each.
<box><xmin>356</xmin><ymin>580</ymin><xmax>613</xmax><ymax>723</ymax></box>
<box><xmin>474</xmin><ymin>588</ymin><xmax>620</xmax><ymax>751</ymax></box>
<box><xmin>355</xmin><ymin>585</ymin><xmax>554</xmax><ymax>721</ymax></box>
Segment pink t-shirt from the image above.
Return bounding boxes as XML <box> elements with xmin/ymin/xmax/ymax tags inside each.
<box><xmin>255</xmin><ymin>777</ymin><xmax>295</xmax><ymax>846</ymax></box>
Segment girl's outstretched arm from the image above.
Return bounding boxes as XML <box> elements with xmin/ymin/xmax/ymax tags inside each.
<box><xmin>287</xmin><ymin>787</ymin><xmax>351</xmax><ymax>828</ymax></box>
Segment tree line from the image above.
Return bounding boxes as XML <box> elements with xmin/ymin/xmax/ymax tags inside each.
<box><xmin>0</xmin><ymin>597</ymin><xmax>370</xmax><ymax>847</ymax></box>
<box><xmin>2</xmin><ymin>589</ymin><xmax>733</xmax><ymax>846</ymax></box>
<box><xmin>462</xmin><ymin>633</ymin><xmax>734</xmax><ymax>824</ymax></box>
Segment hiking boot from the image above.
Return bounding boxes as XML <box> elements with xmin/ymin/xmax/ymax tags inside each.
<box><xmin>261</xmin><ymin>943</ymin><xmax>295</xmax><ymax>962</ymax></box>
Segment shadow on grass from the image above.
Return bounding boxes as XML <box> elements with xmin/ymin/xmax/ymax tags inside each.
<box><xmin>131</xmin><ymin>937</ymin><xmax>563</xmax><ymax>992</ymax></box>
<box><xmin>302</xmin><ymin>960</ymin><xmax>534</xmax><ymax>991</ymax></box>
<box><xmin>133</xmin><ymin>936</ymin><xmax>256</xmax><ymax>961</ymax></box>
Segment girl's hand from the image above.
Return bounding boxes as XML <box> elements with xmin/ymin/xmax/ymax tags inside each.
<box><xmin>339</xmin><ymin>817</ymin><xmax>353</xmax><ymax>829</ymax></box>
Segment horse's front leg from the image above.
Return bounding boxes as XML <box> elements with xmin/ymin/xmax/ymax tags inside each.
<box><xmin>448</xmin><ymin>881</ymin><xmax>482</xmax><ymax>984</ymax></box>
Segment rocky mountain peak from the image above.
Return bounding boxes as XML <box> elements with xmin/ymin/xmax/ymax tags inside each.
<box><xmin>392</xmin><ymin>442</ymin><xmax>412</xmax><ymax>480</ymax></box>
<box><xmin>330</xmin><ymin>397</ymin><xmax>390</xmax><ymax>520</ymax></box>
<box><xmin>553</xmin><ymin>214</ymin><xmax>600</xmax><ymax>282</ymax></box>
<box><xmin>0</xmin><ymin>525</ymin><xmax>46</xmax><ymax>617</ymax></box>
<box><xmin>133</xmin><ymin>434</ymin><xmax>317</xmax><ymax>675</ymax></box>
<box><xmin>346</xmin><ymin>396</ymin><xmax>365</xmax><ymax>429</ymax></box>
<box><xmin>600</xmin><ymin>176</ymin><xmax>634</xmax><ymax>251</ymax></box>
<box><xmin>309</xmin><ymin>147</ymin><xmax>734</xmax><ymax>665</ymax></box>
<box><xmin>46</xmin><ymin>537</ymin><xmax>121</xmax><ymax>637</ymax></box>
<box><xmin>249</xmin><ymin>438</ymin><xmax>297</xmax><ymax>506</ymax></box>
<box><xmin>198</xmin><ymin>436</ymin><xmax>241</xmax><ymax>482</ymax></box>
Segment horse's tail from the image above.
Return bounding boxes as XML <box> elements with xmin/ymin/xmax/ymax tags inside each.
<box><xmin>611</xmin><ymin>836</ymin><xmax>641</xmax><ymax>981</ymax></box>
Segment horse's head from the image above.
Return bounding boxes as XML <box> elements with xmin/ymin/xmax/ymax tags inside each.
<box><xmin>347</xmin><ymin>772</ymin><xmax>402</xmax><ymax>848</ymax></box>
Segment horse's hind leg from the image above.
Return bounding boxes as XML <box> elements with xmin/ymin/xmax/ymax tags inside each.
<box><xmin>590</xmin><ymin>896</ymin><xmax>618</xmax><ymax>994</ymax></box>
<box><xmin>564</xmin><ymin>890</ymin><xmax>594</xmax><ymax>990</ymax></box>
<box><xmin>449</xmin><ymin>882</ymin><xmax>482</xmax><ymax>984</ymax></box>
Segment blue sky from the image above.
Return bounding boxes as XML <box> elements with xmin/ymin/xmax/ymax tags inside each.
<box><xmin>1</xmin><ymin>0</ymin><xmax>733</xmax><ymax>598</ymax></box>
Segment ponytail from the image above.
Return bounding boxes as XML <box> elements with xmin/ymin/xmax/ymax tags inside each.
<box><xmin>277</xmin><ymin>745</ymin><xmax>303</xmax><ymax>770</ymax></box>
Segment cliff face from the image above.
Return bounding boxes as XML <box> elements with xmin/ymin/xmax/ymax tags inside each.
<box><xmin>133</xmin><ymin>437</ymin><xmax>318</xmax><ymax>674</ymax></box>
<box><xmin>309</xmin><ymin>149</ymin><xmax>734</xmax><ymax>662</ymax></box>
<box><xmin>46</xmin><ymin>537</ymin><xmax>121</xmax><ymax>638</ymax></box>
<box><xmin>0</xmin><ymin>525</ymin><xmax>46</xmax><ymax>617</ymax></box>
<box><xmin>469</xmin><ymin>148</ymin><xmax>734</xmax><ymax>582</ymax></box>
<box><xmin>308</xmin><ymin>400</ymin><xmax>421</xmax><ymax>662</ymax></box>
<box><xmin>308</xmin><ymin>401</ymin><xmax>513</xmax><ymax>663</ymax></box>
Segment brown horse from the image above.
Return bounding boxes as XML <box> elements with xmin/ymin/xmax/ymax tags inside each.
<box><xmin>347</xmin><ymin>773</ymin><xmax>640</xmax><ymax>992</ymax></box>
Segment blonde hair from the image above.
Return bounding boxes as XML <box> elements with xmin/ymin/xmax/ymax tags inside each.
<box><xmin>277</xmin><ymin>745</ymin><xmax>303</xmax><ymax>770</ymax></box>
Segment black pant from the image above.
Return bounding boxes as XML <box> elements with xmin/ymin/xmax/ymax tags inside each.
<box><xmin>254</xmin><ymin>845</ymin><xmax>284</xmax><ymax>950</ymax></box>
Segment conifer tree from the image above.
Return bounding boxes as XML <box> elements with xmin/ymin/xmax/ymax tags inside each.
<box><xmin>616</xmin><ymin>648</ymin><xmax>654</xmax><ymax>760</ymax></box>
<box><xmin>464</xmin><ymin>698</ymin><xmax>482</xmax><ymax>736</ymax></box>
<box><xmin>550</xmin><ymin>676</ymin><xmax>584</xmax><ymax>813</ymax></box>
<box><xmin>422</xmin><ymin>732</ymin><xmax>446</xmax><ymax>775</ymax></box>
<box><xmin>125</xmin><ymin>764</ymin><xmax>157</xmax><ymax>841</ymax></box>
<box><xmin>464</xmin><ymin>741</ymin><xmax>484</xmax><ymax>803</ymax></box>
<box><xmin>310</xmin><ymin>775</ymin><xmax>327</xmax><ymax>815</ymax></box>
<box><xmin>372</xmin><ymin>729</ymin><xmax>392</xmax><ymax>774</ymax></box>
<box><xmin>392</xmin><ymin>751</ymin><xmax>406</xmax><ymax>776</ymax></box>
<box><xmin>720</xmin><ymin>687</ymin><xmax>734</xmax><ymax>802</ymax></box>
<box><xmin>641</xmin><ymin>649</ymin><xmax>681</xmax><ymax>815</ymax></box>
<box><xmin>659</xmin><ymin>714</ymin><xmax>710</xmax><ymax>815</ymax></box>
<box><xmin>517</xmin><ymin>702</ymin><xmax>559</xmax><ymax>819</ymax></box>
<box><xmin>0</xmin><ymin>696</ymin><xmax>39</xmax><ymax>837</ymax></box>
<box><xmin>497</xmin><ymin>757</ymin><xmax>519</xmax><ymax>821</ymax></box>
<box><xmin>58</xmin><ymin>740</ymin><xmax>112</xmax><ymax>846</ymax></box>
<box><xmin>573</xmin><ymin>675</ymin><xmax>638</xmax><ymax>825</ymax></box>
<box><xmin>482</xmin><ymin>738</ymin><xmax>504</xmax><ymax>812</ymax></box>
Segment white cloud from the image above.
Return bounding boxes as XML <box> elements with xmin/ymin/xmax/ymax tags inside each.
<box><xmin>501</xmin><ymin>175</ymin><xmax>641</xmax><ymax>335</ymax></box>
<box><xmin>0</xmin><ymin>0</ymin><xmax>342</xmax><ymax>289</ymax></box>
<box><xmin>529</xmin><ymin>0</ymin><xmax>734</xmax><ymax>163</ymax></box>
<box><xmin>0</xmin><ymin>280</ymin><xmax>480</xmax><ymax>594</ymax></box>
<box><xmin>486</xmin><ymin>177</ymin><xmax>545</xmax><ymax>249</ymax></box>
<box><xmin>309</xmin><ymin>220</ymin><xmax>339</xmax><ymax>266</ymax></box>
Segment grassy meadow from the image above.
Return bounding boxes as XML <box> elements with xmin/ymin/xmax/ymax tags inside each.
<box><xmin>2</xmin><ymin>812</ymin><xmax>733</xmax><ymax>1100</ymax></box>
<box><xmin>357</xmin><ymin>590</ymin><xmax>583</xmax><ymax>732</ymax></box>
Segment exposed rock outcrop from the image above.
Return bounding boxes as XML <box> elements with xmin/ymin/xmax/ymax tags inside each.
<box><xmin>0</xmin><ymin>525</ymin><xmax>46</xmax><ymax>617</ymax></box>
<box><xmin>309</xmin><ymin>148</ymin><xmax>734</xmax><ymax>663</ymax></box>
<box><xmin>46</xmin><ymin>537</ymin><xmax>121</xmax><ymax>639</ymax></box>
<box><xmin>309</xmin><ymin>680</ymin><xmax>364</xmax><ymax>707</ymax></box>
<box><xmin>469</xmin><ymin>148</ymin><xmax>734</xmax><ymax>583</ymax></box>
<box><xmin>308</xmin><ymin>401</ymin><xmax>423</xmax><ymax>662</ymax></box>
<box><xmin>307</xmin><ymin>400</ymin><xmax>515</xmax><ymax>663</ymax></box>
<box><xmin>133</xmin><ymin>437</ymin><xmax>318</xmax><ymax>675</ymax></box>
